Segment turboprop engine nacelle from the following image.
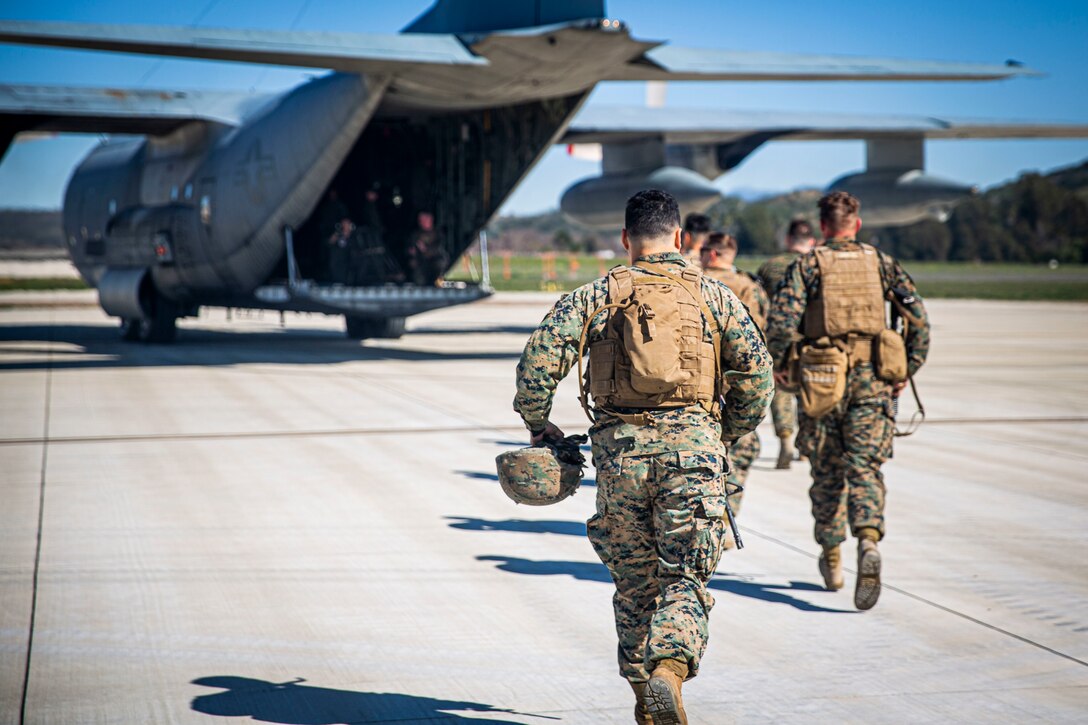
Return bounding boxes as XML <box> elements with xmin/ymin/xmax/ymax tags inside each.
<box><xmin>560</xmin><ymin>166</ymin><xmax>722</xmax><ymax>229</ymax></box>
<box><xmin>828</xmin><ymin>168</ymin><xmax>976</xmax><ymax>228</ymax></box>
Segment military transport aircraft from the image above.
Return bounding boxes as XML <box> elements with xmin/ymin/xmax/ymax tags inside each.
<box><xmin>559</xmin><ymin>105</ymin><xmax>1088</xmax><ymax>228</ymax></box>
<box><xmin>1</xmin><ymin>0</ymin><xmax>1085</xmax><ymax>342</ymax></box>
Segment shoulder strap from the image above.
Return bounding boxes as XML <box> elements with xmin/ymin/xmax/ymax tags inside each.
<box><xmin>808</xmin><ymin>247</ymin><xmax>832</xmax><ymax>298</ymax></box>
<box><xmin>866</xmin><ymin>243</ymin><xmax>895</xmax><ymax>294</ymax></box>
<box><xmin>609</xmin><ymin>266</ymin><xmax>634</xmax><ymax>302</ymax></box>
<box><xmin>576</xmin><ymin>269</ymin><xmax>633</xmax><ymax>424</ymax></box>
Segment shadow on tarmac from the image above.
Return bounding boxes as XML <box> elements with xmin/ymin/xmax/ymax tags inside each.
<box><xmin>190</xmin><ymin>676</ymin><xmax>546</xmax><ymax>724</ymax></box>
<box><xmin>488</xmin><ymin>439</ymin><xmax>592</xmax><ymax>454</ymax></box>
<box><xmin>447</xmin><ymin>516</ymin><xmax>588</xmax><ymax>536</ymax></box>
<box><xmin>0</xmin><ymin>323</ymin><xmax>520</xmax><ymax>371</ymax></box>
<box><xmin>411</xmin><ymin>324</ymin><xmax>538</xmax><ymax>336</ymax></box>
<box><xmin>476</xmin><ymin>555</ymin><xmax>856</xmax><ymax>614</ymax></box>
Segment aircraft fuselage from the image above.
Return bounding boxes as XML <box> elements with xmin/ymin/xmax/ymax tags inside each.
<box><xmin>60</xmin><ymin>70</ymin><xmax>588</xmax><ymax>340</ymax></box>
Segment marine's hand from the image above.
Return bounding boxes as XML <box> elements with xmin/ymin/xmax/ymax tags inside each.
<box><xmin>531</xmin><ymin>421</ymin><xmax>565</xmax><ymax>445</ymax></box>
<box><xmin>892</xmin><ymin>380</ymin><xmax>908</xmax><ymax>398</ymax></box>
<box><xmin>773</xmin><ymin>370</ymin><xmax>790</xmax><ymax>387</ymax></box>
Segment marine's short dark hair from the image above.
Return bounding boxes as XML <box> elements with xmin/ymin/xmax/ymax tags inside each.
<box><xmin>625</xmin><ymin>190</ymin><xmax>681</xmax><ymax>242</ymax></box>
<box><xmin>703</xmin><ymin>232</ymin><xmax>737</xmax><ymax>254</ymax></box>
<box><xmin>819</xmin><ymin>191</ymin><xmax>861</xmax><ymax>230</ymax></box>
<box><xmin>787</xmin><ymin>218</ymin><xmax>814</xmax><ymax>239</ymax></box>
<box><xmin>683</xmin><ymin>212</ymin><xmax>711</xmax><ymax>234</ymax></box>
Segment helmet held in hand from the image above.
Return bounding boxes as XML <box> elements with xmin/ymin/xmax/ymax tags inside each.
<box><xmin>495</xmin><ymin>434</ymin><xmax>587</xmax><ymax>506</ymax></box>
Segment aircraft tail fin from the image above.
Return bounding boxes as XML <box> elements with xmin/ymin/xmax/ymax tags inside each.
<box><xmin>403</xmin><ymin>0</ymin><xmax>606</xmax><ymax>34</ymax></box>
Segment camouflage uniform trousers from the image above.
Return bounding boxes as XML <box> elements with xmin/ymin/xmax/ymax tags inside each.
<box><xmin>769</xmin><ymin>384</ymin><xmax>797</xmax><ymax>440</ymax></box>
<box><xmin>797</xmin><ymin>364</ymin><xmax>895</xmax><ymax>548</ymax></box>
<box><xmin>725</xmin><ymin>431</ymin><xmax>760</xmax><ymax>516</ymax></box>
<box><xmin>586</xmin><ymin>448</ymin><xmax>728</xmax><ymax>683</ymax></box>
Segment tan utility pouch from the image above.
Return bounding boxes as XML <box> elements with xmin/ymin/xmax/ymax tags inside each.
<box><xmin>780</xmin><ymin>341</ymin><xmax>802</xmax><ymax>393</ymax></box>
<box><xmin>873</xmin><ymin>328</ymin><xmax>908</xmax><ymax>383</ymax></box>
<box><xmin>798</xmin><ymin>341</ymin><xmax>847</xmax><ymax>419</ymax></box>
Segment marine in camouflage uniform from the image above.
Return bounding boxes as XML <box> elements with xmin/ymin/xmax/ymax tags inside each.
<box><xmin>765</xmin><ymin>193</ymin><xmax>929</xmax><ymax>609</ymax></box>
<box><xmin>758</xmin><ymin>218</ymin><xmax>817</xmax><ymax>467</ymax></box>
<box><xmin>681</xmin><ymin>212</ymin><xmax>711</xmax><ymax>268</ymax></box>
<box><xmin>701</xmin><ymin>234</ymin><xmax>769</xmax><ymax>515</ymax></box>
<box><xmin>758</xmin><ymin>251</ymin><xmax>801</xmax><ymax>441</ymax></box>
<box><xmin>513</xmin><ymin>194</ymin><xmax>773</xmax><ymax>705</ymax></box>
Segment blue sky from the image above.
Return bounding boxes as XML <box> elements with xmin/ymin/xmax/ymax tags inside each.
<box><xmin>0</xmin><ymin>0</ymin><xmax>1086</xmax><ymax>214</ymax></box>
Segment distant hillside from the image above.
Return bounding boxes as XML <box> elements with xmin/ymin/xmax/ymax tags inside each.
<box><xmin>703</xmin><ymin>189</ymin><xmax>823</xmax><ymax>256</ymax></box>
<box><xmin>486</xmin><ymin>211</ymin><xmax>623</xmax><ymax>255</ymax></box>
<box><xmin>485</xmin><ymin>189</ymin><xmax>823</xmax><ymax>257</ymax></box>
<box><xmin>0</xmin><ymin>209</ymin><xmax>65</xmax><ymax>258</ymax></box>
<box><xmin>863</xmin><ymin>158</ymin><xmax>1088</xmax><ymax>263</ymax></box>
<box><xmin>1047</xmin><ymin>161</ymin><xmax>1088</xmax><ymax>201</ymax></box>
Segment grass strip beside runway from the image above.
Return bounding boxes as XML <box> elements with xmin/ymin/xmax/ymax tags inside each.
<box><xmin>3</xmin><ymin>259</ymin><xmax>1086</xmax><ymax>299</ymax></box>
<box><xmin>450</xmin><ymin>256</ymin><xmax>1088</xmax><ymax>300</ymax></box>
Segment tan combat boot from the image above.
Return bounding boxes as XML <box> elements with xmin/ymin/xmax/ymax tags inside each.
<box><xmin>629</xmin><ymin>681</ymin><xmax>653</xmax><ymax>725</ymax></box>
<box><xmin>644</xmin><ymin>659</ymin><xmax>688</xmax><ymax>725</ymax></box>
<box><xmin>855</xmin><ymin>528</ymin><xmax>882</xmax><ymax>611</ymax></box>
<box><xmin>776</xmin><ymin>435</ymin><xmax>794</xmax><ymax>469</ymax></box>
<box><xmin>818</xmin><ymin>545</ymin><xmax>844</xmax><ymax>591</ymax></box>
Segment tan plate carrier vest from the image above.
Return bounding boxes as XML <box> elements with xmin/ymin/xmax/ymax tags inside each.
<box><xmin>577</xmin><ymin>264</ymin><xmax>721</xmax><ymax>423</ymax></box>
<box><xmin>705</xmin><ymin>267</ymin><xmax>765</xmax><ymax>331</ymax></box>
<box><xmin>803</xmin><ymin>243</ymin><xmax>885</xmax><ymax>362</ymax></box>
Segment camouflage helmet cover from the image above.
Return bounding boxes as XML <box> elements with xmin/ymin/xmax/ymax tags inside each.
<box><xmin>495</xmin><ymin>435</ymin><xmax>586</xmax><ymax>506</ymax></box>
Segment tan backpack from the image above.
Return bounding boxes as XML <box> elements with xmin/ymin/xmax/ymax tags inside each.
<box><xmin>577</xmin><ymin>264</ymin><xmax>721</xmax><ymax>423</ymax></box>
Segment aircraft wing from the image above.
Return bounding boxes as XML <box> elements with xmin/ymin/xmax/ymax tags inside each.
<box><xmin>562</xmin><ymin>106</ymin><xmax>1088</xmax><ymax>144</ymax></box>
<box><xmin>0</xmin><ymin>83</ymin><xmax>272</xmax><ymax>137</ymax></box>
<box><xmin>605</xmin><ymin>46</ymin><xmax>1039</xmax><ymax>82</ymax></box>
<box><xmin>0</xmin><ymin>20</ymin><xmax>1042</xmax><ymax>113</ymax></box>
<box><xmin>0</xmin><ymin>20</ymin><xmax>486</xmax><ymax>74</ymax></box>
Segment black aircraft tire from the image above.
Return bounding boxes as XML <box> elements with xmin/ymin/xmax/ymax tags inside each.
<box><xmin>377</xmin><ymin>316</ymin><xmax>406</xmax><ymax>339</ymax></box>
<box><xmin>138</xmin><ymin>312</ymin><xmax>177</xmax><ymax>343</ymax></box>
<box><xmin>345</xmin><ymin>316</ymin><xmax>406</xmax><ymax>340</ymax></box>
<box><xmin>122</xmin><ymin>289</ymin><xmax>178</xmax><ymax>344</ymax></box>
<box><xmin>120</xmin><ymin>318</ymin><xmax>142</xmax><ymax>342</ymax></box>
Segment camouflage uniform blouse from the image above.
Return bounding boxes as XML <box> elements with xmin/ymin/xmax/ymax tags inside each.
<box><xmin>514</xmin><ymin>252</ymin><xmax>774</xmax><ymax>454</ymax></box>
<box><xmin>757</xmin><ymin>251</ymin><xmax>800</xmax><ymax>301</ymax></box>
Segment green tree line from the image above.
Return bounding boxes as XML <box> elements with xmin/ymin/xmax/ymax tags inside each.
<box><xmin>868</xmin><ymin>165</ymin><xmax>1088</xmax><ymax>263</ymax></box>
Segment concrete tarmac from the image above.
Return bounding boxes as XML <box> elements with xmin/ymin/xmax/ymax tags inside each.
<box><xmin>1</xmin><ymin>295</ymin><xmax>1086</xmax><ymax>724</ymax></box>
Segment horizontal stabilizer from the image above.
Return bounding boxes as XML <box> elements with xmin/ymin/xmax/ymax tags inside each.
<box><xmin>606</xmin><ymin>46</ymin><xmax>1040</xmax><ymax>82</ymax></box>
<box><xmin>0</xmin><ymin>20</ymin><xmax>486</xmax><ymax>73</ymax></box>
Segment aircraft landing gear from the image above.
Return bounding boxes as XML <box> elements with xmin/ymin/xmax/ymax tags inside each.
<box><xmin>345</xmin><ymin>315</ymin><xmax>406</xmax><ymax>340</ymax></box>
<box><xmin>120</xmin><ymin>289</ymin><xmax>179</xmax><ymax>343</ymax></box>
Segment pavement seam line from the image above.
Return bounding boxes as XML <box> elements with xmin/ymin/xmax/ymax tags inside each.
<box><xmin>0</xmin><ymin>423</ymin><xmax>534</xmax><ymax>447</ymax></box>
<box><xmin>738</xmin><ymin>526</ymin><xmax>1088</xmax><ymax>669</ymax></box>
<box><xmin>4</xmin><ymin>413</ymin><xmax>1085</xmax><ymax>448</ymax></box>
<box><xmin>20</xmin><ymin>309</ymin><xmax>53</xmax><ymax>725</ymax></box>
